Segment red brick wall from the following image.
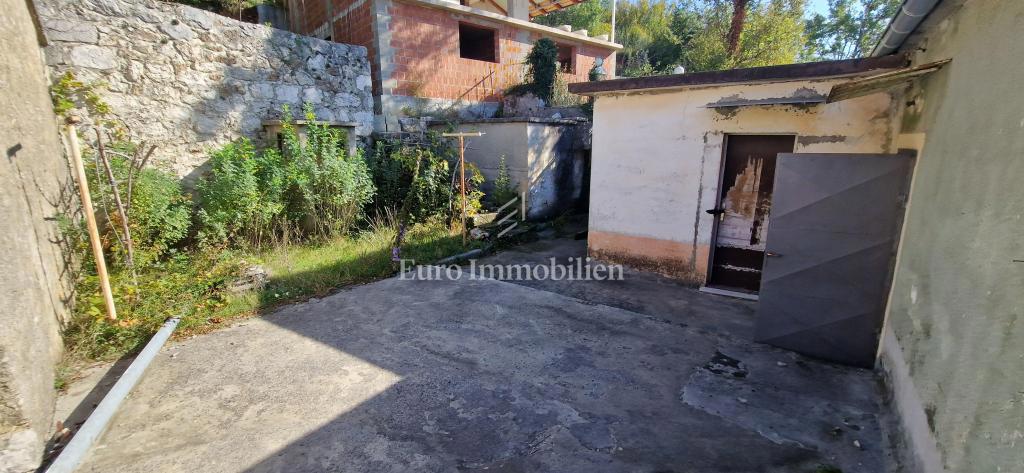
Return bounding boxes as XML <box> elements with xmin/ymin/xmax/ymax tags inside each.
<box><xmin>289</xmin><ymin>0</ymin><xmax>617</xmax><ymax>105</ymax></box>
<box><xmin>387</xmin><ymin>1</ymin><xmax>615</xmax><ymax>103</ymax></box>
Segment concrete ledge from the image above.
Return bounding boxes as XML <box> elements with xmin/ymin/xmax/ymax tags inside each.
<box><xmin>401</xmin><ymin>0</ymin><xmax>623</xmax><ymax>50</ymax></box>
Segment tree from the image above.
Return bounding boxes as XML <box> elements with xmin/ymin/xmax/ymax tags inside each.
<box><xmin>802</xmin><ymin>0</ymin><xmax>901</xmax><ymax>60</ymax></box>
<box><xmin>533</xmin><ymin>0</ymin><xmax>806</xmax><ymax>77</ymax></box>
<box><xmin>727</xmin><ymin>0</ymin><xmax>751</xmax><ymax>56</ymax></box>
<box><xmin>533</xmin><ymin>0</ymin><xmax>612</xmax><ymax>37</ymax></box>
<box><xmin>682</xmin><ymin>0</ymin><xmax>806</xmax><ymax>72</ymax></box>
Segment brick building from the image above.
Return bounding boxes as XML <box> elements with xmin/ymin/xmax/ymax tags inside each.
<box><xmin>285</xmin><ymin>0</ymin><xmax>621</xmax><ymax>129</ymax></box>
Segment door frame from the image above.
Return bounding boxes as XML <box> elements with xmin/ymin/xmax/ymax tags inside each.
<box><xmin>704</xmin><ymin>133</ymin><xmax>798</xmax><ymax>290</ymax></box>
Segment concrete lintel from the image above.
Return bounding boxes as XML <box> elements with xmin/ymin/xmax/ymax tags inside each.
<box><xmin>398</xmin><ymin>0</ymin><xmax>623</xmax><ymax>50</ymax></box>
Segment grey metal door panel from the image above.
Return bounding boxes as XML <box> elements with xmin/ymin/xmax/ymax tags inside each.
<box><xmin>754</xmin><ymin>153</ymin><xmax>913</xmax><ymax>367</ymax></box>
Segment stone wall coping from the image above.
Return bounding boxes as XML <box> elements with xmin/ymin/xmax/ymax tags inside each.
<box><xmin>262</xmin><ymin>120</ymin><xmax>362</xmax><ymax>127</ymax></box>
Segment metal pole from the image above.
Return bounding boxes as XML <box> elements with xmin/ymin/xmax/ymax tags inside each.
<box><xmin>66</xmin><ymin>117</ymin><xmax>117</xmax><ymax>321</ymax></box>
<box><xmin>459</xmin><ymin>135</ymin><xmax>467</xmax><ymax>246</ymax></box>
<box><xmin>610</xmin><ymin>0</ymin><xmax>617</xmax><ymax>43</ymax></box>
<box><xmin>45</xmin><ymin>317</ymin><xmax>180</xmax><ymax>473</ymax></box>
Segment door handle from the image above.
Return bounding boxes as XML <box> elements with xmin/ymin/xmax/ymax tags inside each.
<box><xmin>705</xmin><ymin>208</ymin><xmax>725</xmax><ymax>215</ymax></box>
<box><xmin>766</xmin><ymin>252</ymin><xmax>782</xmax><ymax>257</ymax></box>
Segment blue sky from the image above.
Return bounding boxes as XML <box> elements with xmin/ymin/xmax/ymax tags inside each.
<box><xmin>806</xmin><ymin>0</ymin><xmax>830</xmax><ymax>18</ymax></box>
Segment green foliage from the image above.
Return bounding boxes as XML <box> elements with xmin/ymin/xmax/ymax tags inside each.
<box><xmin>535</xmin><ymin>0</ymin><xmax>812</xmax><ymax>77</ymax></box>
<box><xmin>490</xmin><ymin>156</ymin><xmax>519</xmax><ymax>206</ymax></box>
<box><xmin>550</xmin><ymin>72</ymin><xmax>584</xmax><ymax>107</ymax></box>
<box><xmin>50</xmin><ymin>71</ymin><xmax>124</xmax><ymax>137</ymax></box>
<box><xmin>65</xmin><ymin>251</ymin><xmax>242</xmax><ymax>360</ymax></box>
<box><xmin>367</xmin><ymin>135</ymin><xmax>453</xmax><ymax>223</ymax></box>
<box><xmin>534</xmin><ymin>0</ymin><xmax>612</xmax><ymax>37</ymax></box>
<box><xmin>616</xmin><ymin>0</ymin><xmax>683</xmax><ymax>74</ymax></box>
<box><xmin>462</xmin><ymin>162</ymin><xmax>486</xmax><ymax>217</ymax></box>
<box><xmin>50</xmin><ymin>71</ymin><xmax>111</xmax><ymax>118</ymax></box>
<box><xmin>197</xmin><ymin>104</ymin><xmax>374</xmax><ymax>246</ymax></box>
<box><xmin>683</xmin><ymin>0</ymin><xmax>807</xmax><ymax>72</ymax></box>
<box><xmin>129</xmin><ymin>169</ymin><xmax>192</xmax><ymax>256</ymax></box>
<box><xmin>803</xmin><ymin>0</ymin><xmax>900</xmax><ymax>60</ymax></box>
<box><xmin>366</xmin><ymin>131</ymin><xmax>487</xmax><ymax>223</ymax></box>
<box><xmin>196</xmin><ymin>139</ymin><xmax>284</xmax><ymax>246</ymax></box>
<box><xmin>279</xmin><ymin>105</ymin><xmax>375</xmax><ymax>239</ymax></box>
<box><xmin>81</xmin><ymin>142</ymin><xmax>192</xmax><ymax>265</ymax></box>
<box><xmin>524</xmin><ymin>38</ymin><xmax>560</xmax><ymax>104</ymax></box>
<box><xmin>169</xmin><ymin>0</ymin><xmax>279</xmax><ymax>14</ymax></box>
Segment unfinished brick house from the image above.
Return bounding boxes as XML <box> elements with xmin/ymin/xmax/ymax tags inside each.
<box><xmin>285</xmin><ymin>0</ymin><xmax>621</xmax><ymax>129</ymax></box>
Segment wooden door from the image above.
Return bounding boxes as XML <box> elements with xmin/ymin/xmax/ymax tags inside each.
<box><xmin>706</xmin><ymin>135</ymin><xmax>795</xmax><ymax>293</ymax></box>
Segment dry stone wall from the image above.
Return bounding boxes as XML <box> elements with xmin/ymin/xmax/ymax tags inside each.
<box><xmin>36</xmin><ymin>0</ymin><xmax>374</xmax><ymax>180</ymax></box>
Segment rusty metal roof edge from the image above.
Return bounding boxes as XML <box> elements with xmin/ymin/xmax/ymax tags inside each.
<box><xmin>702</xmin><ymin>96</ymin><xmax>827</xmax><ymax>108</ymax></box>
<box><xmin>826</xmin><ymin>58</ymin><xmax>952</xmax><ymax>103</ymax></box>
<box><xmin>569</xmin><ymin>54</ymin><xmax>909</xmax><ymax>96</ymax></box>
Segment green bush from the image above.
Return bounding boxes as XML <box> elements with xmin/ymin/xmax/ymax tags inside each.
<box><xmin>366</xmin><ymin>131</ymin><xmax>487</xmax><ymax>223</ymax></box>
<box><xmin>367</xmin><ymin>132</ymin><xmax>455</xmax><ymax>222</ymax></box>
<box><xmin>280</xmin><ymin>106</ymin><xmax>374</xmax><ymax>239</ymax></box>
<box><xmin>524</xmin><ymin>38</ymin><xmax>559</xmax><ymax>104</ymax></box>
<box><xmin>82</xmin><ymin>142</ymin><xmax>192</xmax><ymax>265</ymax></box>
<box><xmin>65</xmin><ymin>250</ymin><xmax>242</xmax><ymax>360</ymax></box>
<box><xmin>197</xmin><ymin>104</ymin><xmax>374</xmax><ymax>246</ymax></box>
<box><xmin>197</xmin><ymin>139</ymin><xmax>284</xmax><ymax>246</ymax></box>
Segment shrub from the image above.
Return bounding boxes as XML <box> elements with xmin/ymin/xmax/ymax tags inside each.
<box><xmin>367</xmin><ymin>132</ymin><xmax>455</xmax><ymax>222</ymax></box>
<box><xmin>65</xmin><ymin>250</ymin><xmax>242</xmax><ymax>360</ymax></box>
<box><xmin>83</xmin><ymin>141</ymin><xmax>192</xmax><ymax>265</ymax></box>
<box><xmin>196</xmin><ymin>139</ymin><xmax>284</xmax><ymax>246</ymax></box>
<box><xmin>366</xmin><ymin>131</ymin><xmax>487</xmax><ymax>223</ymax></box>
<box><xmin>490</xmin><ymin>156</ymin><xmax>519</xmax><ymax>206</ymax></box>
<box><xmin>279</xmin><ymin>105</ymin><xmax>374</xmax><ymax>239</ymax></box>
<box><xmin>524</xmin><ymin>38</ymin><xmax>559</xmax><ymax>104</ymax></box>
<box><xmin>197</xmin><ymin>104</ymin><xmax>374</xmax><ymax>246</ymax></box>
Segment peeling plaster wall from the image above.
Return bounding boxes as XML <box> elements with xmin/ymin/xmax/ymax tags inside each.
<box><xmin>587</xmin><ymin>79</ymin><xmax>895</xmax><ymax>283</ymax></box>
<box><xmin>878</xmin><ymin>1</ymin><xmax>1024</xmax><ymax>472</ymax></box>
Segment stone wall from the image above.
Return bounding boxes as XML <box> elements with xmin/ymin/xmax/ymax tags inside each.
<box><xmin>35</xmin><ymin>0</ymin><xmax>375</xmax><ymax>181</ymax></box>
<box><xmin>1</xmin><ymin>0</ymin><xmax>75</xmax><ymax>470</ymax></box>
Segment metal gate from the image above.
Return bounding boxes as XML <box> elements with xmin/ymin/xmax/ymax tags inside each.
<box><xmin>754</xmin><ymin>153</ymin><xmax>913</xmax><ymax>367</ymax></box>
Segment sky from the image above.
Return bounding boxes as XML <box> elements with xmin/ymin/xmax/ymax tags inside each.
<box><xmin>805</xmin><ymin>0</ymin><xmax>830</xmax><ymax>18</ymax></box>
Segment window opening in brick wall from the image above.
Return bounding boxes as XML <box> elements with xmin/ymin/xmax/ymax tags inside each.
<box><xmin>459</xmin><ymin>23</ymin><xmax>498</xmax><ymax>63</ymax></box>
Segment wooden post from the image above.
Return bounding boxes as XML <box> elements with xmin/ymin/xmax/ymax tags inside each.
<box><xmin>442</xmin><ymin>132</ymin><xmax>484</xmax><ymax>247</ymax></box>
<box><xmin>459</xmin><ymin>135</ymin><xmax>467</xmax><ymax>245</ymax></box>
<box><xmin>66</xmin><ymin>117</ymin><xmax>117</xmax><ymax>321</ymax></box>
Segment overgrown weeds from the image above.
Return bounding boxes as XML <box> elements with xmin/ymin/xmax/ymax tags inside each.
<box><xmin>58</xmin><ymin>98</ymin><xmax>483</xmax><ymax>364</ymax></box>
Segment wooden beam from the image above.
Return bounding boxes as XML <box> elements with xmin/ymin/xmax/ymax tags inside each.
<box><xmin>484</xmin><ymin>0</ymin><xmax>508</xmax><ymax>15</ymax></box>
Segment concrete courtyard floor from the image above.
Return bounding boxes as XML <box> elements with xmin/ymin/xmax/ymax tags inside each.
<box><xmin>70</xmin><ymin>238</ymin><xmax>894</xmax><ymax>472</ymax></box>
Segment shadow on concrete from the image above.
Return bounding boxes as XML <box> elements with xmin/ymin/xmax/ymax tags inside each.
<box><xmin>36</xmin><ymin>355</ymin><xmax>135</xmax><ymax>471</ymax></box>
